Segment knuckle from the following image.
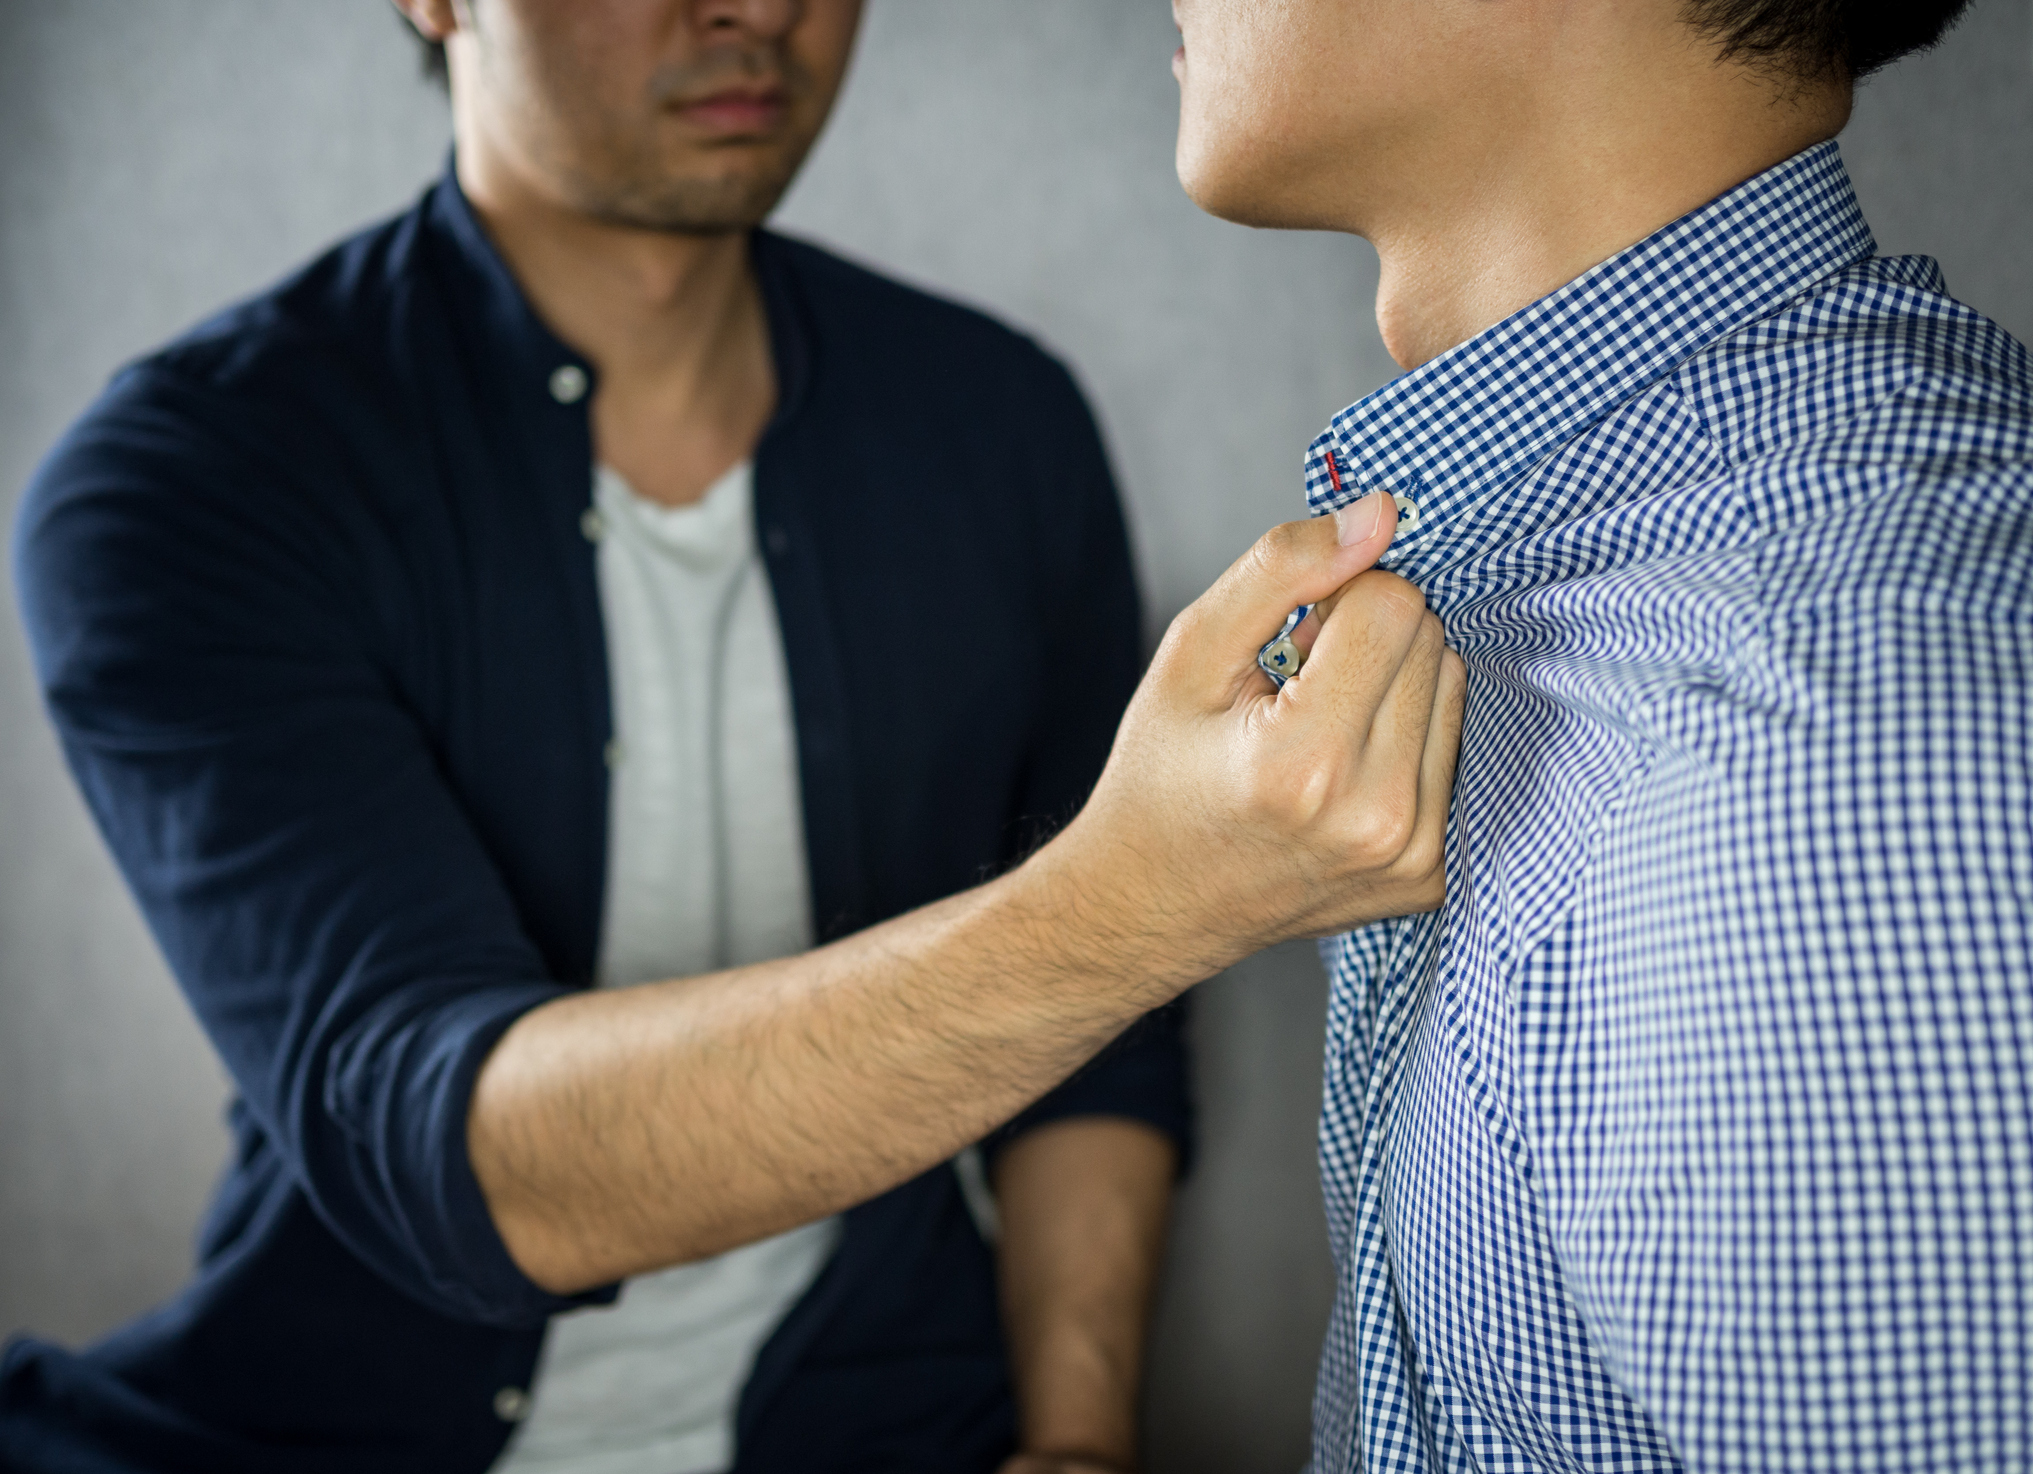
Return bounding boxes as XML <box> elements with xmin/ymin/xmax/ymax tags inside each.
<box><xmin>1443</xmin><ymin>647</ymin><xmax>1469</xmax><ymax>692</ymax></box>
<box><xmin>1397</xmin><ymin>824</ymin><xmax>1445</xmax><ymax>880</ymax></box>
<box><xmin>1351</xmin><ymin>569</ymin><xmax>1428</xmax><ymax>628</ymax></box>
<box><xmin>1156</xmin><ymin>604</ymin><xmax>1206</xmax><ymax>665</ymax></box>
<box><xmin>1343</xmin><ymin>787</ymin><xmax>1417</xmax><ymax>866</ymax></box>
<box><xmin>1230</xmin><ymin>520</ymin><xmax>1311</xmax><ymax>600</ymax></box>
<box><xmin>1247</xmin><ymin>751</ymin><xmax>1334</xmax><ymax>831</ymax></box>
<box><xmin>1253</xmin><ymin>519</ymin><xmax>1310</xmax><ymax>575</ymax></box>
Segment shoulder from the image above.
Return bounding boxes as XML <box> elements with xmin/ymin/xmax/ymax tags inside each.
<box><xmin>18</xmin><ymin>192</ymin><xmax>437</xmax><ymax>533</ymax></box>
<box><xmin>34</xmin><ymin>180</ymin><xmax>445</xmax><ymax>531</ymax></box>
<box><xmin>1587</xmin><ymin>259</ymin><xmax>2033</xmax><ymax>706</ymax></box>
<box><xmin>750</xmin><ymin>234</ymin><xmax>1133</xmax><ymax>629</ymax></box>
<box><xmin>757</xmin><ymin>230</ymin><xmax>1093</xmax><ymax>424</ymax></box>
<box><xmin>23</xmin><ymin>198</ymin><xmax>431</xmax><ymax>539</ymax></box>
<box><xmin>139</xmin><ymin>194</ymin><xmax>433</xmax><ymax>417</ymax></box>
<box><xmin>13</xmin><ymin>200</ymin><xmax>438</xmax><ymax>664</ymax></box>
<box><xmin>1679</xmin><ymin>254</ymin><xmax>2033</xmax><ymax>484</ymax></box>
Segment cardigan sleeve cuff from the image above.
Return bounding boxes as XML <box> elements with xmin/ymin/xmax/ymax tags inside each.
<box><xmin>981</xmin><ymin>998</ymin><xmax>1195</xmax><ymax>1178</ymax></box>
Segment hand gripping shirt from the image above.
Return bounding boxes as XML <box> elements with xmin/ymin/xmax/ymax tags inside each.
<box><xmin>1303</xmin><ymin>142</ymin><xmax>2033</xmax><ymax>1473</ymax></box>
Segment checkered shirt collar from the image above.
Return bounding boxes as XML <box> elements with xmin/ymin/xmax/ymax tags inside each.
<box><xmin>1303</xmin><ymin>140</ymin><xmax>1876</xmax><ymax>583</ymax></box>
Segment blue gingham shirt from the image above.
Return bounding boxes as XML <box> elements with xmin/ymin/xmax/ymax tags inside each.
<box><xmin>1303</xmin><ymin>142</ymin><xmax>2033</xmax><ymax>1472</ymax></box>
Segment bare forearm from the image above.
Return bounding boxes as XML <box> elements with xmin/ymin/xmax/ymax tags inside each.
<box><xmin>468</xmin><ymin>842</ymin><xmax>1196</xmax><ymax>1294</ymax></box>
<box><xmin>468</xmin><ymin>509</ymin><xmax>1460</xmax><ymax>1297</ymax></box>
<box><xmin>993</xmin><ymin>1118</ymin><xmax>1176</xmax><ymax>1471</ymax></box>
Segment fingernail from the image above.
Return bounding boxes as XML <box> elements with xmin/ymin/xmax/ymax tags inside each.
<box><xmin>1334</xmin><ymin>492</ymin><xmax>1382</xmax><ymax>546</ymax></box>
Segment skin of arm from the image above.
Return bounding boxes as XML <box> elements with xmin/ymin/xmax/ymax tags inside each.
<box><xmin>470</xmin><ymin>501</ymin><xmax>1466</xmax><ymax>1294</ymax></box>
<box><xmin>402</xmin><ymin>0</ymin><xmax>1464</xmax><ymax>1306</ymax></box>
<box><xmin>991</xmin><ymin>1118</ymin><xmax>1178</xmax><ymax>1474</ymax></box>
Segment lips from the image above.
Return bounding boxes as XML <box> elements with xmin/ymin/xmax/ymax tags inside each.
<box><xmin>676</xmin><ymin>87</ymin><xmax>787</xmax><ymax>134</ymax></box>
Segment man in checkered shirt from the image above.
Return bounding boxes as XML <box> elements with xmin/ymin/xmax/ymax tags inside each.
<box><xmin>1172</xmin><ymin>0</ymin><xmax>2027</xmax><ymax>1468</ymax></box>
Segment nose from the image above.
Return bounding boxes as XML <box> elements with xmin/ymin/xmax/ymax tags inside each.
<box><xmin>691</xmin><ymin>0</ymin><xmax>801</xmax><ymax>40</ymax></box>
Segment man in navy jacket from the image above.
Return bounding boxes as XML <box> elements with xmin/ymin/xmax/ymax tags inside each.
<box><xmin>2</xmin><ymin>3</ymin><xmax>1463</xmax><ymax>1472</ymax></box>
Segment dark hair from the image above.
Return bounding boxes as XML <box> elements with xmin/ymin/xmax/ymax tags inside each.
<box><xmin>1685</xmin><ymin>0</ymin><xmax>1974</xmax><ymax>80</ymax></box>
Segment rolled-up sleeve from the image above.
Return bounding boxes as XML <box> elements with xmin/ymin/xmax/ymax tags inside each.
<box><xmin>987</xmin><ymin>353</ymin><xmax>1193</xmax><ymax>1167</ymax></box>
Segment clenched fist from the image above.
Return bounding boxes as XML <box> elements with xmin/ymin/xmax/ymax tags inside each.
<box><xmin>1033</xmin><ymin>493</ymin><xmax>1464</xmax><ymax>996</ymax></box>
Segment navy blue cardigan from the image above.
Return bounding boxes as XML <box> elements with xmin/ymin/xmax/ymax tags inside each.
<box><xmin>3</xmin><ymin>169</ymin><xmax>1188</xmax><ymax>1474</ymax></box>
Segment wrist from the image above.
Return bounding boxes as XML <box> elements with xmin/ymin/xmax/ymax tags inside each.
<box><xmin>1004</xmin><ymin>1447</ymin><xmax>1138</xmax><ymax>1471</ymax></box>
<box><xmin>1011</xmin><ymin>807</ymin><xmax>1260</xmax><ymax>1001</ymax></box>
<box><xmin>997</xmin><ymin>1279</ymin><xmax>1143</xmax><ymax>1474</ymax></box>
<box><xmin>1015</xmin><ymin>1407</ymin><xmax>1138</xmax><ymax>1473</ymax></box>
<box><xmin>1013</xmin><ymin>1452</ymin><xmax>1136</xmax><ymax>1474</ymax></box>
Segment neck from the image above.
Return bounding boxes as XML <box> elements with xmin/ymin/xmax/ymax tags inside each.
<box><xmin>1359</xmin><ymin>49</ymin><xmax>1850</xmax><ymax>369</ymax></box>
<box><xmin>455</xmin><ymin>132</ymin><xmax>776</xmax><ymax>506</ymax></box>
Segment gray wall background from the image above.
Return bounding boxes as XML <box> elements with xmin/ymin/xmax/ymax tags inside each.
<box><xmin>1</xmin><ymin>3</ymin><xmax>2027</xmax><ymax>1469</ymax></box>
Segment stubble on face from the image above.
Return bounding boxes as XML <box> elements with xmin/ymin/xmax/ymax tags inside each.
<box><xmin>550</xmin><ymin>49</ymin><xmax>824</xmax><ymax>234</ymax></box>
<box><xmin>464</xmin><ymin>3</ymin><xmax>857</xmax><ymax>238</ymax></box>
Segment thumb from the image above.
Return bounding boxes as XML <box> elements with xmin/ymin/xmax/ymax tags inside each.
<box><xmin>1168</xmin><ymin>493</ymin><xmax>1397</xmax><ymax>702</ymax></box>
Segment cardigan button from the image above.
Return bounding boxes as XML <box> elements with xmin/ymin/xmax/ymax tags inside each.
<box><xmin>548</xmin><ymin>364</ymin><xmax>588</xmax><ymax>404</ymax></box>
<box><xmin>493</xmin><ymin>1386</ymin><xmax>531</xmax><ymax>1423</ymax></box>
<box><xmin>580</xmin><ymin>508</ymin><xmax>606</xmax><ymax>543</ymax></box>
<box><xmin>764</xmin><ymin>525</ymin><xmax>789</xmax><ymax>557</ymax></box>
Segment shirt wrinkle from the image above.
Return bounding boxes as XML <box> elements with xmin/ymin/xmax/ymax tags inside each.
<box><xmin>1307</xmin><ymin>141</ymin><xmax>2033</xmax><ymax>1473</ymax></box>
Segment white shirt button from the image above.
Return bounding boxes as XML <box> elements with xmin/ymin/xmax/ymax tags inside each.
<box><xmin>548</xmin><ymin>364</ymin><xmax>589</xmax><ymax>404</ymax></box>
<box><xmin>604</xmin><ymin>739</ymin><xmax>625</xmax><ymax>770</ymax></box>
<box><xmin>1396</xmin><ymin>496</ymin><xmax>1422</xmax><ymax>530</ymax></box>
<box><xmin>580</xmin><ymin>507</ymin><xmax>606</xmax><ymax>543</ymax></box>
<box><xmin>493</xmin><ymin>1386</ymin><xmax>531</xmax><ymax>1423</ymax></box>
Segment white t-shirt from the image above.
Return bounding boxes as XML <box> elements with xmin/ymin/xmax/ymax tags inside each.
<box><xmin>493</xmin><ymin>461</ymin><xmax>840</xmax><ymax>1474</ymax></box>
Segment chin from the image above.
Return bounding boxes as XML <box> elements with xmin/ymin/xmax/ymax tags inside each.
<box><xmin>1176</xmin><ymin>126</ymin><xmax>1259</xmax><ymax>226</ymax></box>
<box><xmin>574</xmin><ymin>135</ymin><xmax>813</xmax><ymax>235</ymax></box>
<box><xmin>1175</xmin><ymin>127</ymin><xmax>1339</xmax><ymax>232</ymax></box>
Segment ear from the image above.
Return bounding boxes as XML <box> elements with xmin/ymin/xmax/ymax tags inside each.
<box><xmin>387</xmin><ymin>0</ymin><xmax>461</xmax><ymax>43</ymax></box>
